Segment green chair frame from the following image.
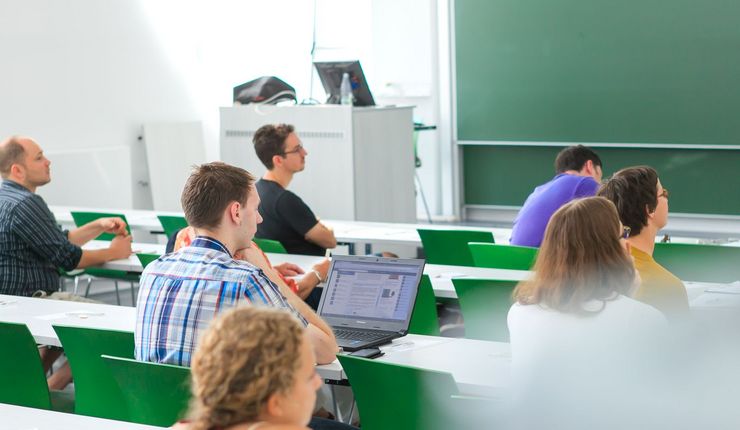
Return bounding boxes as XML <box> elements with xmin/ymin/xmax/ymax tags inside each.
<box><xmin>653</xmin><ymin>242</ymin><xmax>740</xmax><ymax>283</ymax></box>
<box><xmin>417</xmin><ymin>229</ymin><xmax>495</xmax><ymax>266</ymax></box>
<box><xmin>338</xmin><ymin>355</ymin><xmax>459</xmax><ymax>430</ymax></box>
<box><xmin>0</xmin><ymin>322</ymin><xmax>71</xmax><ymax>411</ymax></box>
<box><xmin>157</xmin><ymin>215</ymin><xmax>188</xmax><ymax>240</ymax></box>
<box><xmin>452</xmin><ymin>278</ymin><xmax>517</xmax><ymax>342</ymax></box>
<box><xmin>136</xmin><ymin>253</ymin><xmax>161</xmax><ymax>270</ymax></box>
<box><xmin>102</xmin><ymin>355</ymin><xmax>191</xmax><ymax>427</ymax></box>
<box><xmin>253</xmin><ymin>237</ymin><xmax>288</xmax><ymax>254</ymax></box>
<box><xmin>53</xmin><ymin>325</ymin><xmax>134</xmax><ymax>420</ymax></box>
<box><xmin>468</xmin><ymin>242</ymin><xmax>538</xmax><ymax>270</ymax></box>
<box><xmin>408</xmin><ymin>275</ymin><xmax>440</xmax><ymax>336</ymax></box>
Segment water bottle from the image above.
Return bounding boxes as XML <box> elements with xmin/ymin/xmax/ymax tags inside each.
<box><xmin>340</xmin><ymin>72</ymin><xmax>353</xmax><ymax>105</ymax></box>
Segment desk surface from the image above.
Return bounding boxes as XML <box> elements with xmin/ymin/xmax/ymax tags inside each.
<box><xmin>0</xmin><ymin>403</ymin><xmax>166</xmax><ymax>429</ymax></box>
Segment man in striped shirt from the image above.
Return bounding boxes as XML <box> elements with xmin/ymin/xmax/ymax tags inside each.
<box><xmin>135</xmin><ymin>162</ymin><xmax>338</xmax><ymax>366</ymax></box>
<box><xmin>0</xmin><ymin>136</ymin><xmax>133</xmax><ymax>297</ymax></box>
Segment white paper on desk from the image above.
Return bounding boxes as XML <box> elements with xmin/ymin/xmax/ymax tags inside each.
<box><xmin>380</xmin><ymin>337</ymin><xmax>446</xmax><ymax>353</ymax></box>
<box><xmin>433</xmin><ymin>272</ymin><xmax>467</xmax><ymax>279</ymax></box>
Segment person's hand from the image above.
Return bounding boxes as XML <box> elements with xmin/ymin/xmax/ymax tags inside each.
<box><xmin>274</xmin><ymin>262</ymin><xmax>305</xmax><ymax>277</ymax></box>
<box><xmin>98</xmin><ymin>217</ymin><xmax>128</xmax><ymax>235</ymax></box>
<box><xmin>311</xmin><ymin>258</ymin><xmax>331</xmax><ymax>281</ymax></box>
<box><xmin>108</xmin><ymin>234</ymin><xmax>133</xmax><ymax>260</ymax></box>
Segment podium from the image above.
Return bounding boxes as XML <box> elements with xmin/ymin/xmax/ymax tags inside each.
<box><xmin>220</xmin><ymin>105</ymin><xmax>416</xmax><ymax>222</ymax></box>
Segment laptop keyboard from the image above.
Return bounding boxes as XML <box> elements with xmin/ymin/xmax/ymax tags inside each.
<box><xmin>334</xmin><ymin>328</ymin><xmax>390</xmax><ymax>341</ymax></box>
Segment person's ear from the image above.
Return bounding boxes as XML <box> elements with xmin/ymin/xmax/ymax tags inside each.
<box><xmin>229</xmin><ymin>201</ymin><xmax>242</xmax><ymax>225</ymax></box>
<box><xmin>10</xmin><ymin>163</ymin><xmax>24</xmax><ymax>179</ymax></box>
<box><xmin>264</xmin><ymin>392</ymin><xmax>286</xmax><ymax>419</ymax></box>
<box><xmin>272</xmin><ymin>154</ymin><xmax>284</xmax><ymax>169</ymax></box>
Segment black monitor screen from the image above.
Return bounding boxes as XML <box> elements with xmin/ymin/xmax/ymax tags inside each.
<box><xmin>313</xmin><ymin>61</ymin><xmax>375</xmax><ymax>107</ymax></box>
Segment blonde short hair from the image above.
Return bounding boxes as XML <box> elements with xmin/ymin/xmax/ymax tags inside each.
<box><xmin>188</xmin><ymin>306</ymin><xmax>304</xmax><ymax>430</ymax></box>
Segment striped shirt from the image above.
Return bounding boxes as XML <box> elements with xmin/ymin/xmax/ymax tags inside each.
<box><xmin>0</xmin><ymin>180</ymin><xmax>82</xmax><ymax>296</ymax></box>
<box><xmin>135</xmin><ymin>236</ymin><xmax>307</xmax><ymax>366</ymax></box>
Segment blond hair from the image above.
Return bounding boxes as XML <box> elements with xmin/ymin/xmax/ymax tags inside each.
<box><xmin>188</xmin><ymin>307</ymin><xmax>304</xmax><ymax>430</ymax></box>
<box><xmin>513</xmin><ymin>197</ymin><xmax>635</xmax><ymax>313</ymax></box>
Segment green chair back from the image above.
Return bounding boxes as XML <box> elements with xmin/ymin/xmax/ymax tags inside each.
<box><xmin>653</xmin><ymin>242</ymin><xmax>740</xmax><ymax>283</ymax></box>
<box><xmin>253</xmin><ymin>237</ymin><xmax>288</xmax><ymax>254</ymax></box>
<box><xmin>53</xmin><ymin>326</ymin><xmax>134</xmax><ymax>420</ymax></box>
<box><xmin>408</xmin><ymin>275</ymin><xmax>440</xmax><ymax>336</ymax></box>
<box><xmin>136</xmin><ymin>253</ymin><xmax>161</xmax><ymax>269</ymax></box>
<box><xmin>157</xmin><ymin>215</ymin><xmax>188</xmax><ymax>240</ymax></box>
<box><xmin>102</xmin><ymin>355</ymin><xmax>191</xmax><ymax>427</ymax></box>
<box><xmin>70</xmin><ymin>211</ymin><xmax>131</xmax><ymax>241</ymax></box>
<box><xmin>0</xmin><ymin>322</ymin><xmax>53</xmax><ymax>410</ymax></box>
<box><xmin>417</xmin><ymin>229</ymin><xmax>495</xmax><ymax>266</ymax></box>
<box><xmin>468</xmin><ymin>242</ymin><xmax>538</xmax><ymax>270</ymax></box>
<box><xmin>452</xmin><ymin>278</ymin><xmax>517</xmax><ymax>342</ymax></box>
<box><xmin>337</xmin><ymin>355</ymin><xmax>459</xmax><ymax>430</ymax></box>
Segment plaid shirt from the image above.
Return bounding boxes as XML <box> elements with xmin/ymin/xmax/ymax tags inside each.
<box><xmin>0</xmin><ymin>180</ymin><xmax>82</xmax><ymax>296</ymax></box>
<box><xmin>135</xmin><ymin>236</ymin><xmax>307</xmax><ymax>366</ymax></box>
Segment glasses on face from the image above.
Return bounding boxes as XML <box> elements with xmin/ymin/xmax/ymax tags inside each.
<box><xmin>282</xmin><ymin>143</ymin><xmax>304</xmax><ymax>156</ymax></box>
<box><xmin>658</xmin><ymin>188</ymin><xmax>669</xmax><ymax>200</ymax></box>
<box><xmin>621</xmin><ymin>225</ymin><xmax>631</xmax><ymax>240</ymax></box>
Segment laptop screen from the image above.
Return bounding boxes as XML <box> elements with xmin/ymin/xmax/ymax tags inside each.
<box><xmin>317</xmin><ymin>256</ymin><xmax>425</xmax><ymax>331</ymax></box>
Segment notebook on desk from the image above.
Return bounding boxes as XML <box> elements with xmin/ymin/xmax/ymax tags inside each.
<box><xmin>317</xmin><ymin>255</ymin><xmax>425</xmax><ymax>352</ymax></box>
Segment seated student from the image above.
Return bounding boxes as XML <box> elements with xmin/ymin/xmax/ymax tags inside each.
<box><xmin>135</xmin><ymin>162</ymin><xmax>337</xmax><ymax>366</ymax></box>
<box><xmin>171</xmin><ymin>226</ymin><xmax>329</xmax><ymax>309</ymax></box>
<box><xmin>510</xmin><ymin>145</ymin><xmax>603</xmax><ymax>247</ymax></box>
<box><xmin>252</xmin><ymin>124</ymin><xmax>337</xmax><ymax>256</ymax></box>
<box><xmin>598</xmin><ymin>166</ymin><xmax>690</xmax><ymax>321</ymax></box>
<box><xmin>175</xmin><ymin>307</ymin><xmax>354</xmax><ymax>430</ymax></box>
<box><xmin>508</xmin><ymin>196</ymin><xmax>667</xmax><ymax>379</ymax></box>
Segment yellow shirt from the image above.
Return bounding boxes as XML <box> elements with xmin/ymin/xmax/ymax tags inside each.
<box><xmin>631</xmin><ymin>247</ymin><xmax>690</xmax><ymax>321</ymax></box>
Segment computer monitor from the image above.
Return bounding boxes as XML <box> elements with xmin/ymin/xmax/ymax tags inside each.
<box><xmin>313</xmin><ymin>61</ymin><xmax>375</xmax><ymax>106</ymax></box>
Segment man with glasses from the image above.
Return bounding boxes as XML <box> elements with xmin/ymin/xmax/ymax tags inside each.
<box><xmin>599</xmin><ymin>165</ymin><xmax>689</xmax><ymax>321</ymax></box>
<box><xmin>252</xmin><ymin>124</ymin><xmax>337</xmax><ymax>257</ymax></box>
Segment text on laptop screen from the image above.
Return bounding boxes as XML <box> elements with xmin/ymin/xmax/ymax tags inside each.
<box><xmin>321</xmin><ymin>260</ymin><xmax>420</xmax><ymax>321</ymax></box>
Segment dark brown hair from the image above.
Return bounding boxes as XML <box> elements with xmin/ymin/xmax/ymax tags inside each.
<box><xmin>181</xmin><ymin>162</ymin><xmax>254</xmax><ymax>229</ymax></box>
<box><xmin>597</xmin><ymin>166</ymin><xmax>659</xmax><ymax>237</ymax></box>
<box><xmin>513</xmin><ymin>197</ymin><xmax>636</xmax><ymax>314</ymax></box>
<box><xmin>253</xmin><ymin>124</ymin><xmax>295</xmax><ymax>169</ymax></box>
<box><xmin>554</xmin><ymin>145</ymin><xmax>602</xmax><ymax>173</ymax></box>
<box><xmin>0</xmin><ymin>136</ymin><xmax>26</xmax><ymax>178</ymax></box>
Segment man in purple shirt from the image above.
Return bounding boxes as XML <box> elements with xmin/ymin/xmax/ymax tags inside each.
<box><xmin>510</xmin><ymin>145</ymin><xmax>603</xmax><ymax>247</ymax></box>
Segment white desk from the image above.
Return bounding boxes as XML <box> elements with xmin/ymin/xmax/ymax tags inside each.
<box><xmin>0</xmin><ymin>403</ymin><xmax>166</xmax><ymax>430</ymax></box>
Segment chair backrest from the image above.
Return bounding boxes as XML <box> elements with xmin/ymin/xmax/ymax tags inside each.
<box><xmin>53</xmin><ymin>325</ymin><xmax>134</xmax><ymax>420</ymax></box>
<box><xmin>337</xmin><ymin>355</ymin><xmax>459</xmax><ymax>430</ymax></box>
<box><xmin>408</xmin><ymin>275</ymin><xmax>440</xmax><ymax>336</ymax></box>
<box><xmin>136</xmin><ymin>253</ymin><xmax>161</xmax><ymax>270</ymax></box>
<box><xmin>653</xmin><ymin>242</ymin><xmax>740</xmax><ymax>283</ymax></box>
<box><xmin>157</xmin><ymin>215</ymin><xmax>189</xmax><ymax>240</ymax></box>
<box><xmin>253</xmin><ymin>237</ymin><xmax>288</xmax><ymax>254</ymax></box>
<box><xmin>452</xmin><ymin>278</ymin><xmax>517</xmax><ymax>342</ymax></box>
<box><xmin>469</xmin><ymin>242</ymin><xmax>538</xmax><ymax>270</ymax></box>
<box><xmin>70</xmin><ymin>211</ymin><xmax>131</xmax><ymax>241</ymax></box>
<box><xmin>102</xmin><ymin>355</ymin><xmax>191</xmax><ymax>427</ymax></box>
<box><xmin>0</xmin><ymin>322</ymin><xmax>53</xmax><ymax>409</ymax></box>
<box><xmin>417</xmin><ymin>229</ymin><xmax>494</xmax><ymax>266</ymax></box>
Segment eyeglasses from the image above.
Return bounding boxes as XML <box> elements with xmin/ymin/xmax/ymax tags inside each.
<box><xmin>658</xmin><ymin>188</ymin><xmax>669</xmax><ymax>199</ymax></box>
<box><xmin>282</xmin><ymin>143</ymin><xmax>304</xmax><ymax>156</ymax></box>
<box><xmin>621</xmin><ymin>225</ymin><xmax>631</xmax><ymax>240</ymax></box>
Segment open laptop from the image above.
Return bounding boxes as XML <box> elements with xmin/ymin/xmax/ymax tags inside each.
<box><xmin>317</xmin><ymin>255</ymin><xmax>425</xmax><ymax>352</ymax></box>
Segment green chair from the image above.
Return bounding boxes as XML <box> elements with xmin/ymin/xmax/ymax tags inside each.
<box><xmin>452</xmin><ymin>278</ymin><xmax>517</xmax><ymax>342</ymax></box>
<box><xmin>253</xmin><ymin>237</ymin><xmax>288</xmax><ymax>254</ymax></box>
<box><xmin>653</xmin><ymin>242</ymin><xmax>740</xmax><ymax>283</ymax></box>
<box><xmin>53</xmin><ymin>326</ymin><xmax>134</xmax><ymax>420</ymax></box>
<box><xmin>468</xmin><ymin>242</ymin><xmax>538</xmax><ymax>270</ymax></box>
<box><xmin>157</xmin><ymin>215</ymin><xmax>188</xmax><ymax>240</ymax></box>
<box><xmin>71</xmin><ymin>211</ymin><xmax>137</xmax><ymax>305</ymax></box>
<box><xmin>102</xmin><ymin>355</ymin><xmax>191</xmax><ymax>427</ymax></box>
<box><xmin>136</xmin><ymin>253</ymin><xmax>161</xmax><ymax>270</ymax></box>
<box><xmin>417</xmin><ymin>229</ymin><xmax>494</xmax><ymax>266</ymax></box>
<box><xmin>408</xmin><ymin>275</ymin><xmax>440</xmax><ymax>336</ymax></box>
<box><xmin>338</xmin><ymin>355</ymin><xmax>459</xmax><ymax>430</ymax></box>
<box><xmin>0</xmin><ymin>322</ymin><xmax>73</xmax><ymax>411</ymax></box>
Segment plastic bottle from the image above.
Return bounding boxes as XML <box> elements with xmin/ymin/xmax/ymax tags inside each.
<box><xmin>340</xmin><ymin>72</ymin><xmax>353</xmax><ymax>105</ymax></box>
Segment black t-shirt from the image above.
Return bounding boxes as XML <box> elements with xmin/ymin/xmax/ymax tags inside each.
<box><xmin>255</xmin><ymin>179</ymin><xmax>324</xmax><ymax>256</ymax></box>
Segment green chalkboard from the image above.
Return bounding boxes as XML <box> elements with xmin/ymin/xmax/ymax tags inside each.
<box><xmin>455</xmin><ymin>0</ymin><xmax>740</xmax><ymax>145</ymax></box>
<box><xmin>463</xmin><ymin>146</ymin><xmax>740</xmax><ymax>216</ymax></box>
